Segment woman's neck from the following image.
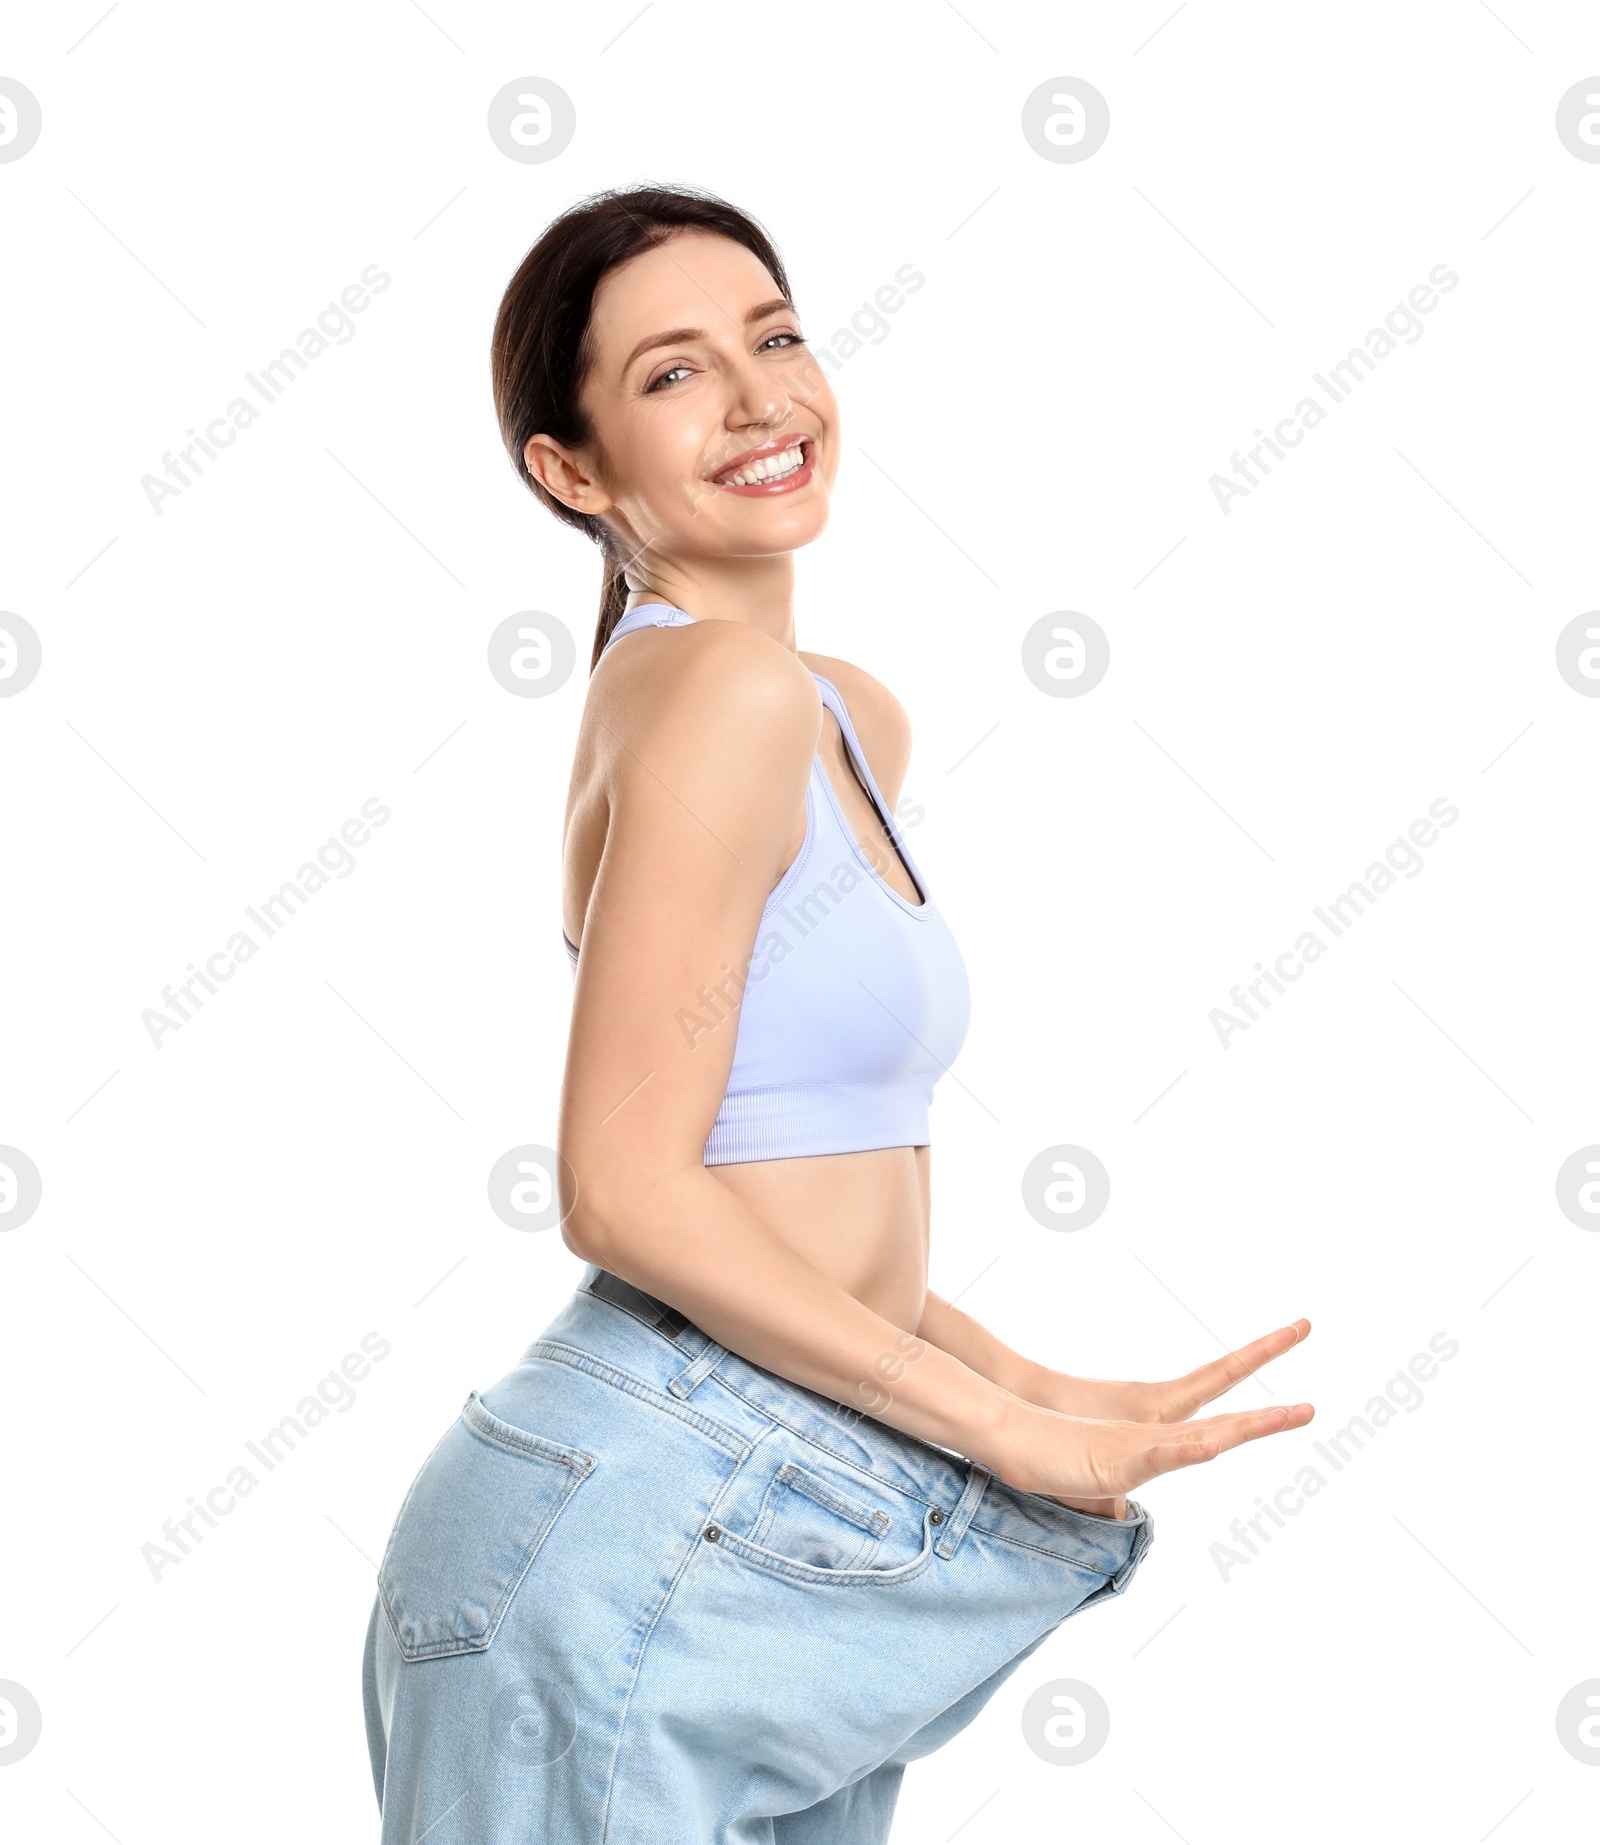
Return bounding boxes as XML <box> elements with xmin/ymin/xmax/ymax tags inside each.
<box><xmin>627</xmin><ymin>553</ymin><xmax>800</xmax><ymax>656</ymax></box>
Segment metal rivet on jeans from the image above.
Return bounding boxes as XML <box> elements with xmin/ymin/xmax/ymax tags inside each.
<box><xmin>929</xmin><ymin>1508</ymin><xmax>945</xmax><ymax>1525</ymax></box>
<box><xmin>704</xmin><ymin>1525</ymin><xmax>721</xmax><ymax>1542</ymax></box>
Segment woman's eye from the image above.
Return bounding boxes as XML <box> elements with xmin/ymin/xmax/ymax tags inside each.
<box><xmin>646</xmin><ymin>333</ymin><xmax>805</xmax><ymax>392</ymax></box>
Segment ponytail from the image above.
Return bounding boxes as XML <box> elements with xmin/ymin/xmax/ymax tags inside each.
<box><xmin>593</xmin><ymin>552</ymin><xmax>631</xmax><ymax>672</ymax></box>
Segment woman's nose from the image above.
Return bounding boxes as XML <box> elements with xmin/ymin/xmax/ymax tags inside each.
<box><xmin>726</xmin><ymin>362</ymin><xmax>791</xmax><ymax>431</ymax></box>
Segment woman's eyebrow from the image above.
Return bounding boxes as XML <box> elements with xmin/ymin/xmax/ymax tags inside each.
<box><xmin>620</xmin><ymin>297</ymin><xmax>795</xmax><ymax>372</ymax></box>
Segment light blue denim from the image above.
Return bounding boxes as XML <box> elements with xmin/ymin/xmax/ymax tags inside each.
<box><xmin>362</xmin><ymin>1264</ymin><xmax>1155</xmax><ymax>1843</ymax></box>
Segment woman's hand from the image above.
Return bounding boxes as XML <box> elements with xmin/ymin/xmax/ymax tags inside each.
<box><xmin>988</xmin><ymin>1394</ymin><xmax>1315</xmax><ymax>1514</ymax></box>
<box><xmin>996</xmin><ymin>1319</ymin><xmax>1314</xmax><ymax>1518</ymax></box>
<box><xmin>1029</xmin><ymin>1318</ymin><xmax>1312</xmax><ymax>1425</ymax></box>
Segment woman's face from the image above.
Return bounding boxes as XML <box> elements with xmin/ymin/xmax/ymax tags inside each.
<box><xmin>527</xmin><ymin>229</ymin><xmax>839</xmax><ymax>573</ymax></box>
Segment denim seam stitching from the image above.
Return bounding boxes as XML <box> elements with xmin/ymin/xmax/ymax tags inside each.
<box><xmin>708</xmin><ymin>1514</ymin><xmax>939</xmax><ymax>1588</ymax></box>
<box><xmin>701</xmin><ymin>1371</ymin><xmax>956</xmax><ymax>1509</ymax></box>
<box><xmin>774</xmin><ymin>1461</ymin><xmax>894</xmax><ymax>1536</ymax></box>
<box><xmin>580</xmin><ymin>1287</ymin><xmax>955</xmax><ymax>1507</ymax></box>
<box><xmin>526</xmin><ymin>1339</ymin><xmax>749</xmax><ymax>1459</ymax></box>
<box><xmin>463</xmin><ymin>1392</ymin><xmax>596</xmax><ymax>1472</ymax></box>
<box><xmin>374</xmin><ymin>1420</ymin><xmax>460</xmax><ymax>1646</ymax></box>
<box><xmin>962</xmin><ymin>1521</ymin><xmax>1120</xmax><ymax>1576</ymax></box>
<box><xmin>749</xmin><ymin>1472</ymin><xmax>882</xmax><ymax>1570</ymax></box>
<box><xmin>376</xmin><ymin>1436</ymin><xmax>593</xmax><ymax>1661</ymax></box>
<box><xmin>574</xmin><ymin>1295</ymin><xmax>1119</xmax><ymax>1573</ymax></box>
<box><xmin>596</xmin><ymin>1536</ymin><xmax>703</xmax><ymax>1844</ymax></box>
<box><xmin>596</xmin><ymin>1441</ymin><xmax>766</xmax><ymax>1843</ymax></box>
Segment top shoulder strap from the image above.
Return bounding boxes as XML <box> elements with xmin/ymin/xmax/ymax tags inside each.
<box><xmin>599</xmin><ymin>603</ymin><xmax>697</xmax><ymax>658</ymax></box>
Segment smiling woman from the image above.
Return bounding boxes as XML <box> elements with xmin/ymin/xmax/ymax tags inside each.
<box><xmin>488</xmin><ymin>188</ymin><xmax>835</xmax><ymax>670</ymax></box>
<box><xmin>359</xmin><ymin>182</ymin><xmax>1314</xmax><ymax>1845</ymax></box>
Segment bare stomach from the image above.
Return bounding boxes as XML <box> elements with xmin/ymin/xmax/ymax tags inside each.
<box><xmin>706</xmin><ymin>1143</ymin><xmax>931</xmax><ymax>1334</ymax></box>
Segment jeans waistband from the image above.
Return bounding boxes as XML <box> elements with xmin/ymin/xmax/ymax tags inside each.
<box><xmin>521</xmin><ymin>1264</ymin><xmax>1147</xmax><ymax>1575</ymax></box>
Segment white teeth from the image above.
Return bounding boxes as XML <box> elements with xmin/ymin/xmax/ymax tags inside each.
<box><xmin>722</xmin><ymin>444</ymin><xmax>804</xmax><ymax>487</ymax></box>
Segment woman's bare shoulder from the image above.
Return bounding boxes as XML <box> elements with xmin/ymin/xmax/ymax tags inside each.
<box><xmin>592</xmin><ymin>618</ymin><xmax>822</xmax><ymax>783</ymax></box>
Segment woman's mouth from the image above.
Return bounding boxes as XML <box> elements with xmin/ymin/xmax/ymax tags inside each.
<box><xmin>709</xmin><ymin>436</ymin><xmax>816</xmax><ymax>496</ymax></box>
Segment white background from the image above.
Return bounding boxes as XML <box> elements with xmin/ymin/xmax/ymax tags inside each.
<box><xmin>2</xmin><ymin>1</ymin><xmax>1597</xmax><ymax>1838</ymax></box>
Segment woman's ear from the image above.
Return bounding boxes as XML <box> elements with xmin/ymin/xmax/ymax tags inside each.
<box><xmin>524</xmin><ymin>432</ymin><xmax>615</xmax><ymax>515</ymax></box>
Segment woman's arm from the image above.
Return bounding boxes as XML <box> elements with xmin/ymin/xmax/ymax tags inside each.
<box><xmin>912</xmin><ymin>1289</ymin><xmax>1059</xmax><ymax>1403</ymax></box>
<box><xmin>915</xmin><ymin>1288</ymin><xmax>1312</xmax><ymax>1424</ymax></box>
<box><xmin>559</xmin><ymin>622</ymin><xmax>1015</xmax><ymax>1460</ymax></box>
<box><xmin>558</xmin><ymin>621</ymin><xmax>1309</xmax><ymax>1501</ymax></box>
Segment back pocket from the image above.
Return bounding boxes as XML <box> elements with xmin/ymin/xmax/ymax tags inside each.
<box><xmin>378</xmin><ymin>1391</ymin><xmax>595</xmax><ymax>1661</ymax></box>
<box><xmin>746</xmin><ymin>1460</ymin><xmax>892</xmax><ymax>1571</ymax></box>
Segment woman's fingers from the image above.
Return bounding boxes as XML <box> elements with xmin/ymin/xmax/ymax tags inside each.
<box><xmin>1164</xmin><ymin>1318</ymin><xmax>1312</xmax><ymax>1418</ymax></box>
<box><xmin>1138</xmin><ymin>1402</ymin><xmax>1313</xmax><ymax>1479</ymax></box>
<box><xmin>1169</xmin><ymin>1400</ymin><xmax>1315</xmax><ymax>1440</ymax></box>
<box><xmin>1206</xmin><ymin>1401</ymin><xmax>1314</xmax><ymax>1444</ymax></box>
<box><xmin>1140</xmin><ymin>1438</ymin><xmax>1222</xmax><ymax>1477</ymax></box>
<box><xmin>1018</xmin><ymin>1397</ymin><xmax>1315</xmax><ymax>1501</ymax></box>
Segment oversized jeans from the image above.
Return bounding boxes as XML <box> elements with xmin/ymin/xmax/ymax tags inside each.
<box><xmin>362</xmin><ymin>1264</ymin><xmax>1155</xmax><ymax>1842</ymax></box>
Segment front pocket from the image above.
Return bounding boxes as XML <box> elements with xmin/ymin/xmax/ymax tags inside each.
<box><xmin>714</xmin><ymin>1460</ymin><xmax>938</xmax><ymax>1589</ymax></box>
<box><xmin>378</xmin><ymin>1391</ymin><xmax>595</xmax><ymax>1661</ymax></box>
<box><xmin>746</xmin><ymin>1461</ymin><xmax>893</xmax><ymax>1572</ymax></box>
<box><xmin>711</xmin><ymin>1504</ymin><xmax>939</xmax><ymax>1589</ymax></box>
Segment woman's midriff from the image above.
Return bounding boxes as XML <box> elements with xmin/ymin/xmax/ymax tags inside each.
<box><xmin>707</xmin><ymin>1142</ymin><xmax>931</xmax><ymax>1335</ymax></box>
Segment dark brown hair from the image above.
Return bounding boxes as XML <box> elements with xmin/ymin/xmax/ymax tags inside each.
<box><xmin>491</xmin><ymin>183</ymin><xmax>794</xmax><ymax>673</ymax></box>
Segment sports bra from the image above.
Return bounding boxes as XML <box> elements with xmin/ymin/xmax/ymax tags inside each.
<box><xmin>562</xmin><ymin>603</ymin><xmax>971</xmax><ymax>1165</ymax></box>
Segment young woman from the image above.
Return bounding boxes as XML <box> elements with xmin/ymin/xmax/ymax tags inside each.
<box><xmin>361</xmin><ymin>183</ymin><xmax>1314</xmax><ymax>1843</ymax></box>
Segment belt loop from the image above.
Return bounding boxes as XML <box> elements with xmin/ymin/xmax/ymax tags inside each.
<box><xmin>934</xmin><ymin>1463</ymin><xmax>991</xmax><ymax>1560</ymax></box>
<box><xmin>667</xmin><ymin>1340</ymin><xmax>728</xmax><ymax>1399</ymax></box>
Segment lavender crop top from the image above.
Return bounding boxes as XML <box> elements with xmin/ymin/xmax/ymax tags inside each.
<box><xmin>562</xmin><ymin>604</ymin><xmax>972</xmax><ymax>1165</ymax></box>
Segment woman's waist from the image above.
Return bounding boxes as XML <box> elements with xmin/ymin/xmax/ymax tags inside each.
<box><xmin>508</xmin><ymin>1270</ymin><xmax>1151</xmax><ymax>1569</ymax></box>
<box><xmin>517</xmin><ymin>1264</ymin><xmax>975</xmax><ymax>1506</ymax></box>
<box><xmin>708</xmin><ymin>1145</ymin><xmax>929</xmax><ymax>1330</ymax></box>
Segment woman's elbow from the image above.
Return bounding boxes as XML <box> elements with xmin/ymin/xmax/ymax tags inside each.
<box><xmin>557</xmin><ymin>1161</ymin><xmax>646</xmax><ymax>1267</ymax></box>
<box><xmin>558</xmin><ymin>1182</ymin><xmax>616</xmax><ymax>1266</ymax></box>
